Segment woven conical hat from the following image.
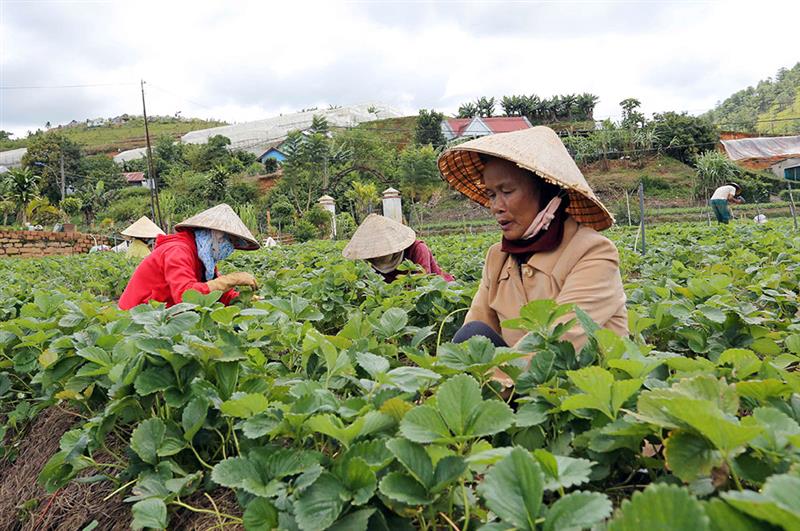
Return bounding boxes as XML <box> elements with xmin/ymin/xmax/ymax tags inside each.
<box><xmin>120</xmin><ymin>216</ymin><xmax>165</xmax><ymax>239</ymax></box>
<box><xmin>438</xmin><ymin>126</ymin><xmax>614</xmax><ymax>231</ymax></box>
<box><xmin>342</xmin><ymin>214</ymin><xmax>416</xmax><ymax>260</ymax></box>
<box><xmin>175</xmin><ymin>203</ymin><xmax>260</xmax><ymax>250</ymax></box>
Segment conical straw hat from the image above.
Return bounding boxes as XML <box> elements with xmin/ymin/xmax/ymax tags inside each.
<box><xmin>342</xmin><ymin>214</ymin><xmax>416</xmax><ymax>260</ymax></box>
<box><xmin>120</xmin><ymin>216</ymin><xmax>165</xmax><ymax>239</ymax></box>
<box><xmin>175</xmin><ymin>203</ymin><xmax>260</xmax><ymax>250</ymax></box>
<box><xmin>438</xmin><ymin>126</ymin><xmax>614</xmax><ymax>231</ymax></box>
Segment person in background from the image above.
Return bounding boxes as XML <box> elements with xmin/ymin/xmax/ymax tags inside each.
<box><xmin>119</xmin><ymin>204</ymin><xmax>260</xmax><ymax>310</ymax></box>
<box><xmin>438</xmin><ymin>126</ymin><xmax>628</xmax><ymax>383</ymax></box>
<box><xmin>709</xmin><ymin>183</ymin><xmax>744</xmax><ymax>224</ymax></box>
<box><xmin>120</xmin><ymin>216</ymin><xmax>165</xmax><ymax>259</ymax></box>
<box><xmin>343</xmin><ymin>213</ymin><xmax>454</xmax><ymax>283</ymax></box>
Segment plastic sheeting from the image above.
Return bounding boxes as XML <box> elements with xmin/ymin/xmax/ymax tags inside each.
<box><xmin>721</xmin><ymin>135</ymin><xmax>800</xmax><ymax>161</ymax></box>
<box><xmin>180</xmin><ymin>102</ymin><xmax>404</xmax><ymax>155</ymax></box>
<box><xmin>0</xmin><ymin>148</ymin><xmax>27</xmax><ymax>167</ymax></box>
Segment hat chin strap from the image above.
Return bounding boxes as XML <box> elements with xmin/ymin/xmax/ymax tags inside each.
<box><xmin>521</xmin><ymin>195</ymin><xmax>563</xmax><ymax>240</ymax></box>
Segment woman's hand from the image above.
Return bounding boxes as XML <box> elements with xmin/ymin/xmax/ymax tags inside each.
<box><xmin>207</xmin><ymin>271</ymin><xmax>258</xmax><ymax>291</ymax></box>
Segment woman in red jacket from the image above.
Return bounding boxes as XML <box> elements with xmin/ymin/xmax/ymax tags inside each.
<box><xmin>119</xmin><ymin>204</ymin><xmax>260</xmax><ymax>310</ymax></box>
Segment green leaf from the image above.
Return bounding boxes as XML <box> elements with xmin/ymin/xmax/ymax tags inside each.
<box><xmin>134</xmin><ymin>368</ymin><xmax>176</xmax><ymax>396</ymax></box>
<box><xmin>608</xmin><ymin>483</ymin><xmax>709</xmax><ymax>531</ymax></box>
<box><xmin>327</xmin><ymin>509</ymin><xmax>375</xmax><ymax>531</ymax></box>
<box><xmin>294</xmin><ymin>472</ymin><xmax>347</xmax><ymax>531</ymax></box>
<box><xmin>378</xmin><ymin>471</ymin><xmax>433</xmax><ymax>505</ymax></box>
<box><xmin>130</xmin><ymin>418</ymin><xmax>165</xmax><ymax>465</ymax></box>
<box><xmin>437</xmin><ymin>374</ymin><xmax>482</xmax><ymax>436</ymax></box>
<box><xmin>345</xmin><ymin>440</ymin><xmax>394</xmax><ymax>471</ymax></box>
<box><xmin>468</xmin><ymin>400</ymin><xmax>515</xmax><ymax>438</ymax></box>
<box><xmin>181</xmin><ymin>397</ymin><xmax>208</xmax><ymax>441</ymax></box>
<box><xmin>515</xmin><ymin>402</ymin><xmax>549</xmax><ymax>427</ymax></box>
<box><xmin>219</xmin><ymin>393</ymin><xmax>269</xmax><ymax>418</ymax></box>
<box><xmin>746</xmin><ymin>406</ymin><xmax>800</xmax><ymax>454</ymax></box>
<box><xmin>306</xmin><ymin>414</ymin><xmax>364</xmax><ymax>448</ymax></box>
<box><xmin>241</xmin><ymin>411</ymin><xmax>281</xmax><ymax>439</ymax></box>
<box><xmin>243</xmin><ymin>498</ymin><xmax>278</xmax><ymax>531</ymax></box>
<box><xmin>534</xmin><ymin>451</ymin><xmax>594</xmax><ymax>491</ymax></box>
<box><xmin>664</xmin><ymin>430</ymin><xmax>721</xmax><ymax>483</ymax></box>
<box><xmin>131</xmin><ymin>498</ymin><xmax>167</xmax><ymax>530</ymax></box>
<box><xmin>722</xmin><ymin>474</ymin><xmax>800</xmax><ymax>530</ymax></box>
<box><xmin>561</xmin><ymin>366</ymin><xmax>642</xmax><ymax>420</ymax></box>
<box><xmin>355</xmin><ymin>351</ymin><xmax>390</xmax><ymax>378</ymax></box>
<box><xmin>337</xmin><ymin>457</ymin><xmax>376</xmax><ymax>505</ymax></box>
<box><xmin>704</xmin><ymin>499</ymin><xmax>768</xmax><ymax>531</ymax></box>
<box><xmin>210</xmin><ymin>306</ymin><xmax>240</xmax><ymax>326</ymax></box>
<box><xmin>378</xmin><ymin>308</ymin><xmax>408</xmax><ymax>337</ymax></box>
<box><xmin>400</xmin><ymin>405</ymin><xmax>450</xmax><ymax>444</ymax></box>
<box><xmin>431</xmin><ymin>455</ymin><xmax>466</xmax><ymax>493</ymax></box>
<box><xmin>478</xmin><ymin>447</ymin><xmax>544</xmax><ymax>531</ymax></box>
<box><xmin>386</xmin><ymin>438</ymin><xmax>433</xmax><ymax>488</ymax></box>
<box><xmin>211</xmin><ymin>456</ymin><xmax>252</xmax><ymax>489</ymax></box>
<box><xmin>544</xmin><ymin>491</ymin><xmax>612</xmax><ymax>531</ymax></box>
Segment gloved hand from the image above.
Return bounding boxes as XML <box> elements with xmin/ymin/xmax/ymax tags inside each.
<box><xmin>207</xmin><ymin>271</ymin><xmax>258</xmax><ymax>292</ymax></box>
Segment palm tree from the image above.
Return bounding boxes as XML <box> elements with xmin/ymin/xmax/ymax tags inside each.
<box><xmin>457</xmin><ymin>103</ymin><xmax>478</xmax><ymax>119</ymax></box>
<box><xmin>5</xmin><ymin>167</ymin><xmax>40</xmax><ymax>224</ymax></box>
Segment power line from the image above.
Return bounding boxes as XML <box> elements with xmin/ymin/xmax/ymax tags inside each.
<box><xmin>0</xmin><ymin>82</ymin><xmax>138</xmax><ymax>90</ymax></box>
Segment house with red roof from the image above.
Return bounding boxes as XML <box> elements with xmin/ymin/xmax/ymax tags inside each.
<box><xmin>123</xmin><ymin>172</ymin><xmax>154</xmax><ymax>189</ymax></box>
<box><xmin>441</xmin><ymin>116</ymin><xmax>532</xmax><ymax>142</ymax></box>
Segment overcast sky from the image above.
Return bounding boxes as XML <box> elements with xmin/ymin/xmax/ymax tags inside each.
<box><xmin>1</xmin><ymin>0</ymin><xmax>798</xmax><ymax>138</ymax></box>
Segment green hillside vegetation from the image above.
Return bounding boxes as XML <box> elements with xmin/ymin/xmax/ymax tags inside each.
<box><xmin>704</xmin><ymin>62</ymin><xmax>800</xmax><ymax>134</ymax></box>
<box><xmin>353</xmin><ymin>116</ymin><xmax>417</xmax><ymax>149</ymax></box>
<box><xmin>0</xmin><ymin>116</ymin><xmax>226</xmax><ymax>155</ymax></box>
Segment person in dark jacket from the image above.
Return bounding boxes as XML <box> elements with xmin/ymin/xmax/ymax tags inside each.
<box><xmin>342</xmin><ymin>214</ymin><xmax>454</xmax><ymax>283</ymax></box>
<box><xmin>119</xmin><ymin>204</ymin><xmax>260</xmax><ymax>310</ymax></box>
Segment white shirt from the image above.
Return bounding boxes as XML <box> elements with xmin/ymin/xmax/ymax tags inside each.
<box><xmin>711</xmin><ymin>185</ymin><xmax>736</xmax><ymax>200</ymax></box>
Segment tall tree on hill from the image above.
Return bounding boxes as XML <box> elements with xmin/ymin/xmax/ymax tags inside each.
<box><xmin>414</xmin><ymin>109</ymin><xmax>446</xmax><ymax>149</ymax></box>
<box><xmin>21</xmin><ymin>132</ymin><xmax>82</xmax><ymax>203</ymax></box>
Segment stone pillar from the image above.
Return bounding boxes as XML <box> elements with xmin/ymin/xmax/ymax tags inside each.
<box><xmin>382</xmin><ymin>187</ymin><xmax>402</xmax><ymax>223</ymax></box>
<box><xmin>318</xmin><ymin>195</ymin><xmax>336</xmax><ymax>238</ymax></box>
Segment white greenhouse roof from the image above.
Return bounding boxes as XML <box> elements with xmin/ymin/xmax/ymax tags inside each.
<box><xmin>721</xmin><ymin>135</ymin><xmax>800</xmax><ymax>161</ymax></box>
<box><xmin>0</xmin><ymin>147</ymin><xmax>27</xmax><ymax>167</ymax></box>
<box><xmin>181</xmin><ymin>102</ymin><xmax>404</xmax><ymax>155</ymax></box>
<box><xmin>113</xmin><ymin>147</ymin><xmax>149</xmax><ymax>163</ymax></box>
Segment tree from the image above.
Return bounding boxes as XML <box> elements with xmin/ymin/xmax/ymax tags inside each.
<box><xmin>652</xmin><ymin>112</ymin><xmax>719</xmax><ymax>165</ymax></box>
<box><xmin>79</xmin><ymin>154</ymin><xmax>123</xmax><ymax>191</ymax></box>
<box><xmin>457</xmin><ymin>103</ymin><xmax>478</xmax><ymax>119</ymax></box>
<box><xmin>0</xmin><ymin>131</ymin><xmax>12</xmax><ymax>141</ymax></box>
<box><xmin>398</xmin><ymin>144</ymin><xmax>442</xmax><ymax>226</ymax></box>
<box><xmin>344</xmin><ymin>180</ymin><xmax>380</xmax><ymax>222</ymax></box>
<box><xmin>78</xmin><ymin>180</ymin><xmax>112</xmax><ymax>226</ymax></box>
<box><xmin>194</xmin><ymin>135</ymin><xmax>232</xmax><ymax>171</ymax></box>
<box><xmin>620</xmin><ymin>98</ymin><xmax>646</xmax><ymax>129</ymax></box>
<box><xmin>5</xmin><ymin>167</ymin><xmax>40</xmax><ymax>224</ymax></box>
<box><xmin>263</xmin><ymin>158</ymin><xmax>279</xmax><ymax>173</ymax></box>
<box><xmin>414</xmin><ymin>109</ymin><xmax>446</xmax><ymax>149</ymax></box>
<box><xmin>59</xmin><ymin>197</ymin><xmax>83</xmax><ymax>220</ymax></box>
<box><xmin>205</xmin><ymin>164</ymin><xmax>230</xmax><ymax>202</ymax></box>
<box><xmin>476</xmin><ymin>96</ymin><xmax>495</xmax><ymax>118</ymax></box>
<box><xmin>21</xmin><ymin>132</ymin><xmax>82</xmax><ymax>203</ymax></box>
<box><xmin>693</xmin><ymin>150</ymin><xmax>740</xmax><ymax>199</ymax></box>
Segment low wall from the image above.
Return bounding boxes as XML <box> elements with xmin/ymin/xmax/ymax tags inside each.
<box><xmin>0</xmin><ymin>230</ymin><xmax>108</xmax><ymax>258</ymax></box>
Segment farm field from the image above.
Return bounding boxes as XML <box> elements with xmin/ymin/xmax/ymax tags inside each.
<box><xmin>1</xmin><ymin>220</ymin><xmax>800</xmax><ymax>530</ymax></box>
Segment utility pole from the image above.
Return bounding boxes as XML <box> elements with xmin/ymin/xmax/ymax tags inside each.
<box><xmin>59</xmin><ymin>152</ymin><xmax>66</xmax><ymax>202</ymax></box>
<box><xmin>141</xmin><ymin>79</ymin><xmax>163</xmax><ymax>228</ymax></box>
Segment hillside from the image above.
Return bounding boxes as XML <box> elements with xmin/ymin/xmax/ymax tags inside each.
<box><xmin>353</xmin><ymin>115</ymin><xmax>417</xmax><ymax>149</ymax></box>
<box><xmin>0</xmin><ymin>116</ymin><xmax>226</xmax><ymax>155</ymax></box>
<box><xmin>704</xmin><ymin>62</ymin><xmax>800</xmax><ymax>134</ymax></box>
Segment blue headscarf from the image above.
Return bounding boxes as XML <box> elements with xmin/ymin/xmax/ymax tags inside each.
<box><xmin>195</xmin><ymin>229</ymin><xmax>235</xmax><ymax>281</ymax></box>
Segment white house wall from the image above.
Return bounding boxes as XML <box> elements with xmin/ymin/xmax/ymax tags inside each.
<box><xmin>771</xmin><ymin>157</ymin><xmax>800</xmax><ymax>178</ymax></box>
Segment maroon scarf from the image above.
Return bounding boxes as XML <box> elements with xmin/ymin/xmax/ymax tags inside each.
<box><xmin>501</xmin><ymin>202</ymin><xmax>567</xmax><ymax>255</ymax></box>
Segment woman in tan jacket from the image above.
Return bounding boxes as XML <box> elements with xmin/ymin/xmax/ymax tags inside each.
<box><xmin>438</xmin><ymin>126</ymin><xmax>628</xmax><ymax>355</ymax></box>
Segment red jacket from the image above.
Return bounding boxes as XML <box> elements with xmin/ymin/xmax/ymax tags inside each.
<box><xmin>381</xmin><ymin>240</ymin><xmax>455</xmax><ymax>283</ymax></box>
<box><xmin>118</xmin><ymin>231</ymin><xmax>238</xmax><ymax>310</ymax></box>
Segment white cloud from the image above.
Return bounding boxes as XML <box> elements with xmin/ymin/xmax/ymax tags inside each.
<box><xmin>1</xmin><ymin>0</ymin><xmax>799</xmax><ymax>138</ymax></box>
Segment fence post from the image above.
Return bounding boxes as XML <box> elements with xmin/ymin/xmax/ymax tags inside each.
<box><xmin>705</xmin><ymin>187</ymin><xmax>711</xmax><ymax>226</ymax></box>
<box><xmin>638</xmin><ymin>181</ymin><xmax>646</xmax><ymax>255</ymax></box>
<box><xmin>624</xmin><ymin>189</ymin><xmax>632</xmax><ymax>226</ymax></box>
<box><xmin>788</xmin><ymin>181</ymin><xmax>798</xmax><ymax>231</ymax></box>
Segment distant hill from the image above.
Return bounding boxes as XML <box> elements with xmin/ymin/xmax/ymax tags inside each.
<box><xmin>704</xmin><ymin>62</ymin><xmax>800</xmax><ymax>135</ymax></box>
<box><xmin>0</xmin><ymin>116</ymin><xmax>226</xmax><ymax>155</ymax></box>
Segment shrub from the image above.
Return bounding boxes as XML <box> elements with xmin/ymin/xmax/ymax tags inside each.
<box><xmin>270</xmin><ymin>199</ymin><xmax>295</xmax><ymax>227</ymax></box>
<box><xmin>290</xmin><ymin>219</ymin><xmax>317</xmax><ymax>242</ymax></box>
<box><xmin>335</xmin><ymin>212</ymin><xmax>357</xmax><ymax>239</ymax></box>
<box><xmin>304</xmin><ymin>205</ymin><xmax>332</xmax><ymax>238</ymax></box>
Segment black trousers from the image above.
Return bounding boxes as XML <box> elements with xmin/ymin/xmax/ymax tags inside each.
<box><xmin>452</xmin><ymin>320</ymin><xmax>508</xmax><ymax>347</ymax></box>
